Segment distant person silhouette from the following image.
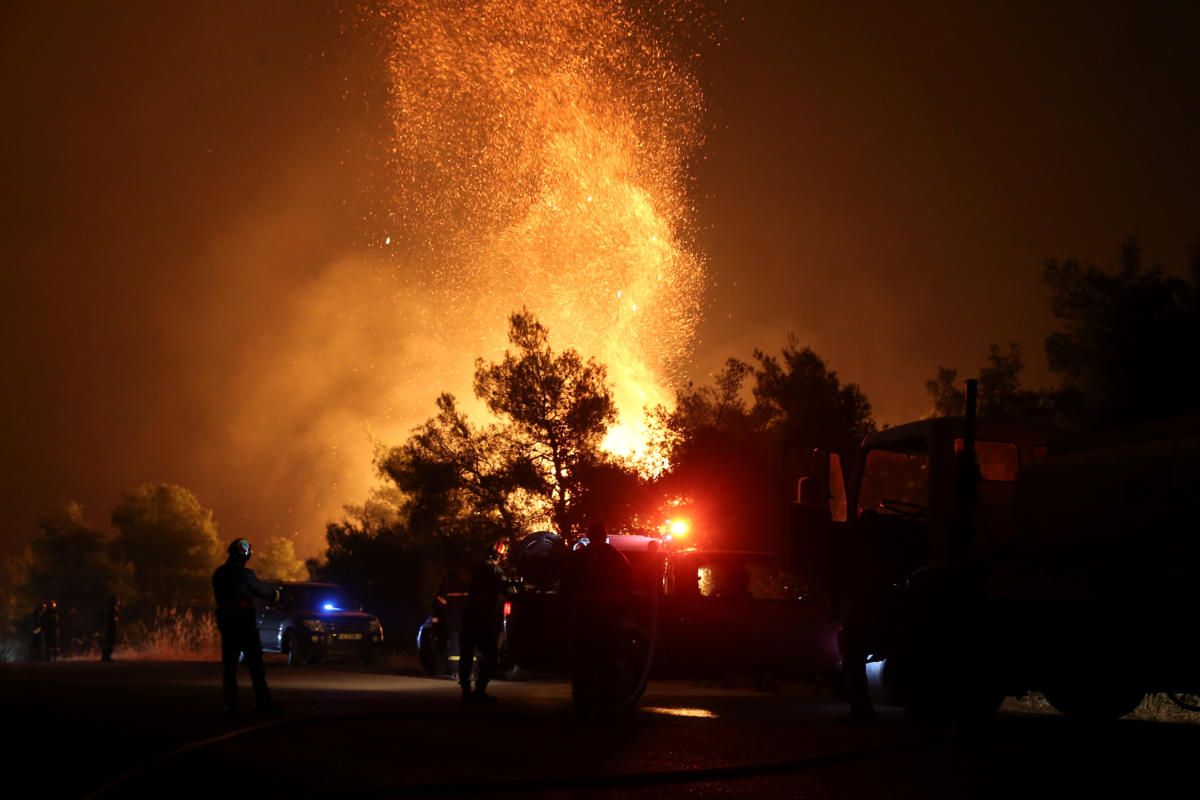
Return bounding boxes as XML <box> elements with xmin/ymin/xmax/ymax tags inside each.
<box><xmin>30</xmin><ymin>602</ymin><xmax>46</xmax><ymax>662</ymax></box>
<box><xmin>563</xmin><ymin>521</ymin><xmax>634</xmax><ymax>715</ymax></box>
<box><xmin>101</xmin><ymin>595</ymin><xmax>120</xmax><ymax>662</ymax></box>
<box><xmin>212</xmin><ymin>538</ymin><xmax>281</xmax><ymax>714</ymax></box>
<box><xmin>43</xmin><ymin>601</ymin><xmax>61</xmax><ymax>661</ymax></box>
<box><xmin>459</xmin><ymin>544</ymin><xmax>507</xmax><ymax>704</ymax></box>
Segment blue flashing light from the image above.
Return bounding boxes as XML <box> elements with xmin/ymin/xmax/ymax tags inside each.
<box><xmin>322</xmin><ymin>602</ymin><xmax>342</xmax><ymax>612</ymax></box>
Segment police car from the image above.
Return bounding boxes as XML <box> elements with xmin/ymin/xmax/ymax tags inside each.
<box><xmin>256</xmin><ymin>582</ymin><xmax>384</xmax><ymax>666</ymax></box>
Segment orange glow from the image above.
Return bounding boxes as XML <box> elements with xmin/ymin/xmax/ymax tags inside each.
<box><xmin>379</xmin><ymin>1</ymin><xmax>716</xmax><ymax>469</ymax></box>
<box><xmin>668</xmin><ymin>519</ymin><xmax>689</xmax><ymax>537</ymax></box>
<box><xmin>644</xmin><ymin>706</ymin><xmax>718</xmax><ymax>719</ymax></box>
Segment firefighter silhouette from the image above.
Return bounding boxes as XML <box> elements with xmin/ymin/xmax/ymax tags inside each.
<box><xmin>30</xmin><ymin>602</ymin><xmax>46</xmax><ymax>662</ymax></box>
<box><xmin>433</xmin><ymin>568</ymin><xmax>470</xmax><ymax>680</ymax></box>
<box><xmin>101</xmin><ymin>595</ymin><xmax>120</xmax><ymax>662</ymax></box>
<box><xmin>459</xmin><ymin>544</ymin><xmax>507</xmax><ymax>704</ymax></box>
<box><xmin>563</xmin><ymin>521</ymin><xmax>634</xmax><ymax>715</ymax></box>
<box><xmin>43</xmin><ymin>601</ymin><xmax>61</xmax><ymax>661</ymax></box>
<box><xmin>212</xmin><ymin>538</ymin><xmax>281</xmax><ymax>713</ymax></box>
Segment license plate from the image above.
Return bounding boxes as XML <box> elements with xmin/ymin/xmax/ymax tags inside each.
<box><xmin>337</xmin><ymin>633</ymin><xmax>362</xmax><ymax>641</ymax></box>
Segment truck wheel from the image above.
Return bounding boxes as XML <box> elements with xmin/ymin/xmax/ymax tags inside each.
<box><xmin>285</xmin><ymin>632</ymin><xmax>306</xmax><ymax>667</ymax></box>
<box><xmin>572</xmin><ymin>627</ymin><xmax>651</xmax><ymax>717</ymax></box>
<box><xmin>497</xmin><ymin>644</ymin><xmax>525</xmax><ymax>681</ymax></box>
<box><xmin>1044</xmin><ymin>685</ymin><xmax>1144</xmax><ymax>721</ymax></box>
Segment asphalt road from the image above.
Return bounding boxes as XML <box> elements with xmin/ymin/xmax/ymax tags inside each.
<box><xmin>4</xmin><ymin>657</ymin><xmax>1198</xmax><ymax>799</ymax></box>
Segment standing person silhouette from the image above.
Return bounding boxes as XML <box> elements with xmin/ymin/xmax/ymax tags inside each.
<box><xmin>43</xmin><ymin>601</ymin><xmax>61</xmax><ymax>661</ymax></box>
<box><xmin>30</xmin><ymin>602</ymin><xmax>46</xmax><ymax>662</ymax></box>
<box><xmin>563</xmin><ymin>521</ymin><xmax>634</xmax><ymax>716</ymax></box>
<box><xmin>459</xmin><ymin>543</ymin><xmax>507</xmax><ymax>705</ymax></box>
<box><xmin>212</xmin><ymin>539</ymin><xmax>281</xmax><ymax>714</ymax></box>
<box><xmin>101</xmin><ymin>595</ymin><xmax>120</xmax><ymax>662</ymax></box>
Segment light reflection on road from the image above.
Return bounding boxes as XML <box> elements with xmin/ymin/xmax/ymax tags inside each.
<box><xmin>644</xmin><ymin>706</ymin><xmax>719</xmax><ymax>719</ymax></box>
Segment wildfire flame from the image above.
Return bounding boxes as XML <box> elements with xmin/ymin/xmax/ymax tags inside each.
<box><xmin>378</xmin><ymin>0</ymin><xmax>717</xmax><ymax>465</ymax></box>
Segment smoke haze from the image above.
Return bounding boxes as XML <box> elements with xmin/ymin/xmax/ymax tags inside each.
<box><xmin>3</xmin><ymin>1</ymin><xmax>1199</xmax><ymax>559</ymax></box>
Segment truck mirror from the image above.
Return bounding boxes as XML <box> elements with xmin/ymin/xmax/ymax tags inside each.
<box><xmin>796</xmin><ymin>448</ymin><xmax>831</xmax><ymax>509</ymax></box>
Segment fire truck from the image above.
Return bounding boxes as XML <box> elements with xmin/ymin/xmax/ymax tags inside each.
<box><xmin>790</xmin><ymin>381</ymin><xmax>1200</xmax><ymax>725</ymax></box>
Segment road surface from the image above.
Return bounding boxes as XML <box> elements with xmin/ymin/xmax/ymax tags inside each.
<box><xmin>3</xmin><ymin>657</ymin><xmax>1196</xmax><ymax>798</ymax></box>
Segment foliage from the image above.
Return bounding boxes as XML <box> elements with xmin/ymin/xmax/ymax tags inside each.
<box><xmin>926</xmin><ymin>342</ymin><xmax>1058</xmax><ymax>426</ymax></box>
<box><xmin>1043</xmin><ymin>237</ymin><xmax>1200</xmax><ymax>427</ymax></box>
<box><xmin>655</xmin><ymin>343</ymin><xmax>875</xmax><ymax>549</ymax></box>
<box><xmin>317</xmin><ymin>310</ymin><xmax>641</xmax><ymax>641</ymax></box>
<box><xmin>2</xmin><ymin>502</ymin><xmax>134</xmax><ymax>657</ymax></box>
<box><xmin>654</xmin><ymin>359</ymin><xmax>769</xmax><ymax>547</ymax></box>
<box><xmin>380</xmin><ymin>393</ymin><xmax>540</xmax><ymax>547</ymax></box>
<box><xmin>927</xmin><ymin>237</ymin><xmax>1200</xmax><ymax>430</ymax></box>
<box><xmin>110</xmin><ymin>484</ymin><xmax>225</xmax><ymax>611</ymax></box>
<box><xmin>307</xmin><ymin>498</ymin><xmax>464</xmax><ymax>650</ymax></box>
<box><xmin>474</xmin><ymin>309</ymin><xmax>618</xmax><ymax>538</ymax></box>
<box><xmin>378</xmin><ymin>310</ymin><xmax>624</xmax><ymax>546</ymax></box>
<box><xmin>751</xmin><ymin>338</ymin><xmax>876</xmax><ymax>451</ymax></box>
<box><xmin>253</xmin><ymin>537</ymin><xmax>309</xmax><ymax>583</ymax></box>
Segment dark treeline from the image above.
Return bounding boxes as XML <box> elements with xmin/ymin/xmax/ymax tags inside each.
<box><xmin>2</xmin><ymin>485</ymin><xmax>306</xmax><ymax>659</ymax></box>
<box><xmin>927</xmin><ymin>236</ymin><xmax>1200</xmax><ymax>429</ymax></box>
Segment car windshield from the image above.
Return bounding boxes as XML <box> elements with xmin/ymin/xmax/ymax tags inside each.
<box><xmin>857</xmin><ymin>441</ymin><xmax>930</xmax><ymax>517</ymax></box>
<box><xmin>284</xmin><ymin>586</ymin><xmax>355</xmax><ymax>611</ymax></box>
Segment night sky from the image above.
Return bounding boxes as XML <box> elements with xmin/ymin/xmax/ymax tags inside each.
<box><xmin>3</xmin><ymin>0</ymin><xmax>1198</xmax><ymax>559</ymax></box>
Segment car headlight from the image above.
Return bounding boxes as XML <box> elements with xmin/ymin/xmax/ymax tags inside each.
<box><xmin>302</xmin><ymin>619</ymin><xmax>326</xmax><ymax>634</ymax></box>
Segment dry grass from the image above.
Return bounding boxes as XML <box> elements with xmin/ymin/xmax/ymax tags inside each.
<box><xmin>62</xmin><ymin>606</ymin><xmax>220</xmax><ymax>662</ymax></box>
<box><xmin>1004</xmin><ymin>691</ymin><xmax>1200</xmax><ymax>725</ymax></box>
<box><xmin>126</xmin><ymin>606</ymin><xmax>219</xmax><ymax>661</ymax></box>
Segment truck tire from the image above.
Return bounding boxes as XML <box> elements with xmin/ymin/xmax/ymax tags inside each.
<box><xmin>572</xmin><ymin>626</ymin><xmax>651</xmax><ymax>717</ymax></box>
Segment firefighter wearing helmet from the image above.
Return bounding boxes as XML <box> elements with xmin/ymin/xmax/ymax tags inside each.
<box><xmin>458</xmin><ymin>541</ymin><xmax>510</xmax><ymax>704</ymax></box>
<box><xmin>212</xmin><ymin>538</ymin><xmax>281</xmax><ymax>714</ymax></box>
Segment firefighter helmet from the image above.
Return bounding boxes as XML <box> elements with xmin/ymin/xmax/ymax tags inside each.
<box><xmin>227</xmin><ymin>538</ymin><xmax>253</xmax><ymax>559</ymax></box>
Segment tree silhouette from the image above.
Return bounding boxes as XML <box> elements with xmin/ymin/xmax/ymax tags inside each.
<box><xmin>13</xmin><ymin>502</ymin><xmax>134</xmax><ymax>650</ymax></box>
<box><xmin>380</xmin><ymin>392</ymin><xmax>540</xmax><ymax>546</ymax></box>
<box><xmin>656</xmin><ymin>342</ymin><xmax>875</xmax><ymax>549</ymax></box>
<box><xmin>928</xmin><ymin>236</ymin><xmax>1200</xmax><ymax>430</ymax></box>
<box><xmin>473</xmin><ymin>309</ymin><xmax>617</xmax><ymax>538</ymax></box>
<box><xmin>1044</xmin><ymin>237</ymin><xmax>1200</xmax><ymax>427</ymax></box>
<box><xmin>925</xmin><ymin>342</ymin><xmax>1056</xmax><ymax>425</ymax></box>
<box><xmin>751</xmin><ymin>338</ymin><xmax>876</xmax><ymax>453</ymax></box>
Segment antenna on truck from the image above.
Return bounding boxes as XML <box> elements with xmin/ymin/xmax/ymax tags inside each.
<box><xmin>951</xmin><ymin>379</ymin><xmax>979</xmax><ymax>566</ymax></box>
<box><xmin>951</xmin><ymin>378</ymin><xmax>980</xmax><ymax>736</ymax></box>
